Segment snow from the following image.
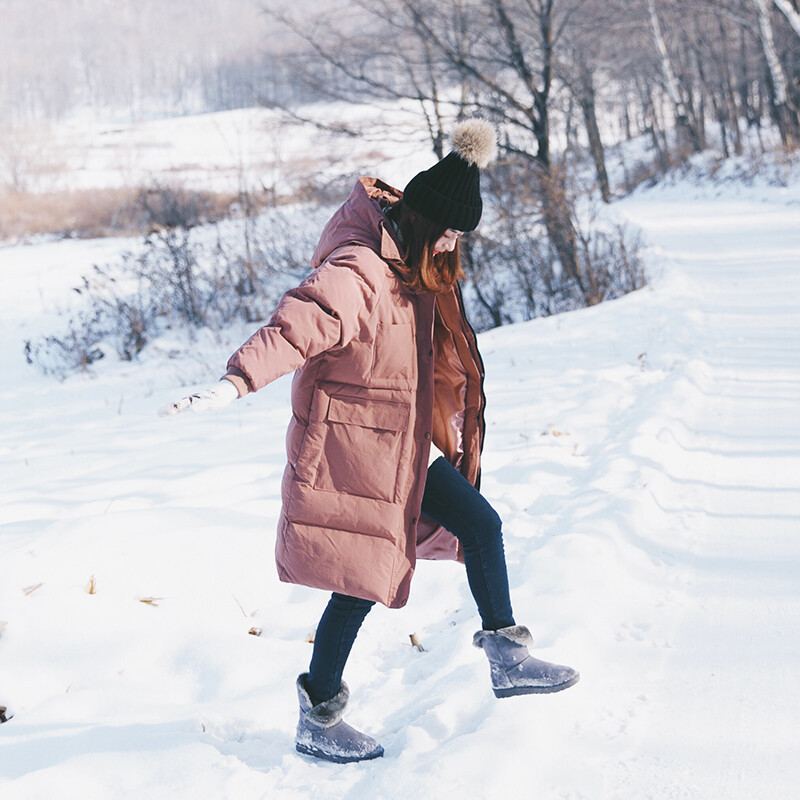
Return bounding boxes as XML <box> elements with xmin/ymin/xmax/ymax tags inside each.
<box><xmin>2</xmin><ymin>132</ymin><xmax>800</xmax><ymax>799</ymax></box>
<box><xmin>13</xmin><ymin>105</ymin><xmax>434</xmax><ymax>197</ymax></box>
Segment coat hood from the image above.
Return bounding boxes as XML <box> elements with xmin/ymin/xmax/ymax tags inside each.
<box><xmin>311</xmin><ymin>178</ymin><xmax>405</xmax><ymax>269</ymax></box>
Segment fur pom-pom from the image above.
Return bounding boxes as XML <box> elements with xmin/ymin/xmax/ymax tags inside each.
<box><xmin>451</xmin><ymin>118</ymin><xmax>497</xmax><ymax>168</ymax></box>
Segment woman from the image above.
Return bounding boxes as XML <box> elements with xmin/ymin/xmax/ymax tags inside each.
<box><xmin>163</xmin><ymin>119</ymin><xmax>579</xmax><ymax>763</ymax></box>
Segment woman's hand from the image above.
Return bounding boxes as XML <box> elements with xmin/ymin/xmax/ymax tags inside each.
<box><xmin>159</xmin><ymin>379</ymin><xmax>239</xmax><ymax>416</ymax></box>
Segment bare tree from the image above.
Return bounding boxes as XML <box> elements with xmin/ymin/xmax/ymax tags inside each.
<box><xmin>262</xmin><ymin>2</ymin><xmax>460</xmax><ymax>157</ymax></box>
<box><xmin>267</xmin><ymin>0</ymin><xmax>657</xmax><ymax>312</ymax></box>
<box><xmin>265</xmin><ymin>0</ymin><xmax>594</xmax><ymax>294</ymax></box>
<box><xmin>646</xmin><ymin>0</ymin><xmax>705</xmax><ymax>154</ymax></box>
<box><xmin>392</xmin><ymin>0</ymin><xmax>596</xmax><ymax>294</ymax></box>
<box><xmin>555</xmin><ymin>0</ymin><xmax>653</xmax><ymax>203</ymax></box>
<box><xmin>753</xmin><ymin>0</ymin><xmax>800</xmax><ymax>145</ymax></box>
<box><xmin>575</xmin><ymin>60</ymin><xmax>612</xmax><ymax>203</ymax></box>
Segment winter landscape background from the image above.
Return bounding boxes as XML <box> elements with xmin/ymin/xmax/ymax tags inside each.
<box><xmin>2</xmin><ymin>1</ymin><xmax>800</xmax><ymax>798</ymax></box>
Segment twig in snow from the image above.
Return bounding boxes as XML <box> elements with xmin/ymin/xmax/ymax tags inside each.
<box><xmin>541</xmin><ymin>424</ymin><xmax>568</xmax><ymax>438</ymax></box>
<box><xmin>23</xmin><ymin>583</ymin><xmax>43</xmax><ymax>596</ymax></box>
<box><xmin>233</xmin><ymin>595</ymin><xmax>257</xmax><ymax>618</ymax></box>
<box><xmin>409</xmin><ymin>633</ymin><xmax>425</xmax><ymax>652</ymax></box>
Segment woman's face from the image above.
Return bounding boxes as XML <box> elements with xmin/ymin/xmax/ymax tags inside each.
<box><xmin>433</xmin><ymin>228</ymin><xmax>464</xmax><ymax>254</ymax></box>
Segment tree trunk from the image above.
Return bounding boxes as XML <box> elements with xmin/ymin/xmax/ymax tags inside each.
<box><xmin>754</xmin><ymin>0</ymin><xmax>800</xmax><ymax>146</ymax></box>
<box><xmin>536</xmin><ymin>164</ymin><xmax>586</xmax><ymax>299</ymax></box>
<box><xmin>623</xmin><ymin>87</ymin><xmax>633</xmax><ymax>140</ymax></box>
<box><xmin>646</xmin><ymin>0</ymin><xmax>702</xmax><ymax>155</ymax></box>
<box><xmin>737</xmin><ymin>28</ymin><xmax>757</xmax><ymax>127</ymax></box>
<box><xmin>577</xmin><ymin>64</ymin><xmax>612</xmax><ymax>203</ymax></box>
<box><xmin>719</xmin><ymin>17</ymin><xmax>744</xmax><ymax>155</ymax></box>
<box><xmin>637</xmin><ymin>76</ymin><xmax>670</xmax><ymax>173</ymax></box>
<box><xmin>692</xmin><ymin>49</ymin><xmax>708</xmax><ymax>151</ymax></box>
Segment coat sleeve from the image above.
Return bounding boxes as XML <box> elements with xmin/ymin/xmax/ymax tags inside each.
<box><xmin>225</xmin><ymin>247</ymin><xmax>382</xmax><ymax>392</ymax></box>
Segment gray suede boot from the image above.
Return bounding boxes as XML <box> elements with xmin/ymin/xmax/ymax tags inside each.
<box><xmin>473</xmin><ymin>625</ymin><xmax>580</xmax><ymax>697</ymax></box>
<box><xmin>295</xmin><ymin>673</ymin><xmax>384</xmax><ymax>763</ymax></box>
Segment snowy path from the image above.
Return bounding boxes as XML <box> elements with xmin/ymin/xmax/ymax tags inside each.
<box><xmin>602</xmin><ymin>194</ymin><xmax>800</xmax><ymax>796</ymax></box>
<box><xmin>1</xmin><ymin>178</ymin><xmax>799</xmax><ymax>799</ymax></box>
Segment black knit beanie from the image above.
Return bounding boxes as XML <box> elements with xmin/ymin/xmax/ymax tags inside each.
<box><xmin>403</xmin><ymin>119</ymin><xmax>497</xmax><ymax>232</ymax></box>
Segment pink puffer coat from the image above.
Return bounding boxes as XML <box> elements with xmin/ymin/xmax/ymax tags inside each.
<box><xmin>225</xmin><ymin>178</ymin><xmax>486</xmax><ymax>608</ymax></box>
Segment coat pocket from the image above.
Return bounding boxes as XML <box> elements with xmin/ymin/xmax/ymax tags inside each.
<box><xmin>313</xmin><ymin>394</ymin><xmax>410</xmax><ymax>503</ymax></box>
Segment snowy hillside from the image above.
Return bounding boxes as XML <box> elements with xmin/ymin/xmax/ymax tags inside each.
<box><xmin>9</xmin><ymin>105</ymin><xmax>434</xmax><ymax>197</ymax></box>
<box><xmin>1</xmin><ymin>158</ymin><xmax>800</xmax><ymax>798</ymax></box>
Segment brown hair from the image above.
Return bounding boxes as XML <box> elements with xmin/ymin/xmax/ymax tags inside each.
<box><xmin>387</xmin><ymin>200</ymin><xmax>465</xmax><ymax>293</ymax></box>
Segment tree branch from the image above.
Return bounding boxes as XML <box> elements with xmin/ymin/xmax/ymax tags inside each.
<box><xmin>397</xmin><ymin>0</ymin><xmax>541</xmax><ymax>126</ymax></box>
<box><xmin>772</xmin><ymin>0</ymin><xmax>800</xmax><ymax>38</ymax></box>
<box><xmin>489</xmin><ymin>0</ymin><xmax>544</xmax><ymax>105</ymax></box>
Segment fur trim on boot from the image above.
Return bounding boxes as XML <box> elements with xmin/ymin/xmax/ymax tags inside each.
<box><xmin>297</xmin><ymin>675</ymin><xmax>349</xmax><ymax>729</ymax></box>
<box><xmin>473</xmin><ymin>626</ymin><xmax>580</xmax><ymax>697</ymax></box>
<box><xmin>473</xmin><ymin>624</ymin><xmax>534</xmax><ymax>648</ymax></box>
<box><xmin>295</xmin><ymin>674</ymin><xmax>384</xmax><ymax>763</ymax></box>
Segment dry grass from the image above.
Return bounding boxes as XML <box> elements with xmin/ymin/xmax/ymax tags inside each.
<box><xmin>138</xmin><ymin>596</ymin><xmax>163</xmax><ymax>606</ymax></box>
<box><xmin>0</xmin><ymin>185</ymin><xmax>246</xmax><ymax>240</ymax></box>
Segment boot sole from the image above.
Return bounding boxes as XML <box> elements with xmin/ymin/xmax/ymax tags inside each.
<box><xmin>493</xmin><ymin>673</ymin><xmax>580</xmax><ymax>697</ymax></box>
<box><xmin>295</xmin><ymin>742</ymin><xmax>384</xmax><ymax>763</ymax></box>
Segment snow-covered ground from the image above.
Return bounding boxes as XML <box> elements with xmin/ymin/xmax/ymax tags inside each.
<box><xmin>8</xmin><ymin>105</ymin><xmax>433</xmax><ymax>197</ymax></box>
<box><xmin>2</xmin><ymin>141</ymin><xmax>800</xmax><ymax>798</ymax></box>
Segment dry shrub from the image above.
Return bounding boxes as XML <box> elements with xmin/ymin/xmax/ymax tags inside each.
<box><xmin>24</xmin><ymin>310</ymin><xmax>108</xmax><ymax>376</ymax></box>
<box><xmin>0</xmin><ymin>188</ymin><xmax>128</xmax><ymax>239</ymax></box>
<box><xmin>621</xmin><ymin>159</ymin><xmax>664</xmax><ymax>193</ymax></box>
<box><xmin>0</xmin><ymin>185</ymin><xmax>243</xmax><ymax>240</ymax></box>
<box><xmin>24</xmin><ymin>207</ymin><xmax>314</xmax><ymax>377</ymax></box>
<box><xmin>461</xmin><ymin>159</ymin><xmax>647</xmax><ymax>331</ymax></box>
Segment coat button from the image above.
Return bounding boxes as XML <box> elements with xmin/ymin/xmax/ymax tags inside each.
<box><xmin>424</xmin><ymin>432</ymin><xmax>431</xmax><ymax>440</ymax></box>
<box><xmin>411</xmin><ymin>516</ymin><xmax>418</xmax><ymax>525</ymax></box>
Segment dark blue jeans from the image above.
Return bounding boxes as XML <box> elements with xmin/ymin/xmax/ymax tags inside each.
<box><xmin>305</xmin><ymin>456</ymin><xmax>515</xmax><ymax>705</ymax></box>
